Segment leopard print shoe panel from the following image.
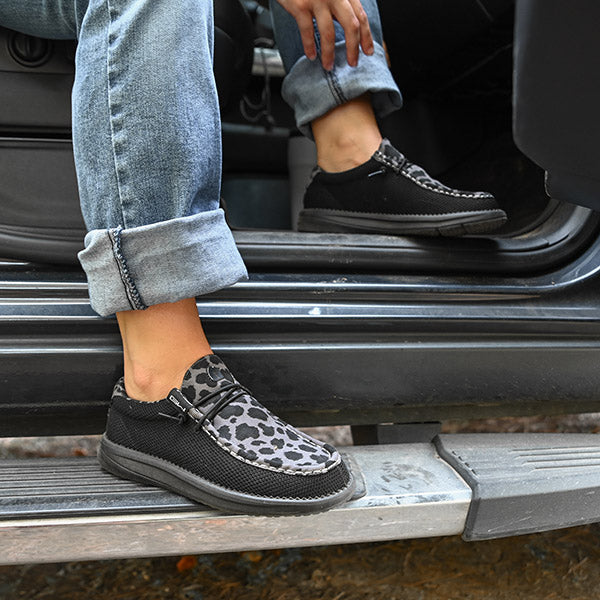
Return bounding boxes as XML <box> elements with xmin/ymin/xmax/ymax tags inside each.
<box><xmin>179</xmin><ymin>355</ymin><xmax>340</xmax><ymax>474</ymax></box>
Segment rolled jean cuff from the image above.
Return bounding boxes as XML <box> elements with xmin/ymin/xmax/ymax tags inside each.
<box><xmin>282</xmin><ymin>41</ymin><xmax>403</xmax><ymax>139</ymax></box>
<box><xmin>78</xmin><ymin>209</ymin><xmax>248</xmax><ymax>317</ymax></box>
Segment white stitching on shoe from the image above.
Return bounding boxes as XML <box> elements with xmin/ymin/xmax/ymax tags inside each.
<box><xmin>373</xmin><ymin>150</ymin><xmax>493</xmax><ymax>199</ymax></box>
<box><xmin>401</xmin><ymin>170</ymin><xmax>492</xmax><ymax>199</ymax></box>
<box><xmin>201</xmin><ymin>422</ymin><xmax>342</xmax><ymax>476</ymax></box>
<box><xmin>109</xmin><ymin>440</ymin><xmax>348</xmax><ymax>500</ymax></box>
<box><xmin>373</xmin><ymin>150</ymin><xmax>403</xmax><ymax>173</ymax></box>
<box><xmin>116</xmin><ymin>378</ymin><xmax>342</xmax><ymax>476</ymax></box>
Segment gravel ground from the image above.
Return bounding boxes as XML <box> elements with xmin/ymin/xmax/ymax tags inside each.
<box><xmin>2</xmin><ymin>526</ymin><xmax>600</xmax><ymax>600</ymax></box>
<box><xmin>0</xmin><ymin>426</ymin><xmax>352</xmax><ymax>460</ymax></box>
<box><xmin>1</xmin><ymin>416</ymin><xmax>600</xmax><ymax>600</ymax></box>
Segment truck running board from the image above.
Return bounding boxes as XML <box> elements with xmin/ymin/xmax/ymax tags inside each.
<box><xmin>1</xmin><ymin>434</ymin><xmax>599</xmax><ymax>564</ymax></box>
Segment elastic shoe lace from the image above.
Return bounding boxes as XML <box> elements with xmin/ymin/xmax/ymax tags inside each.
<box><xmin>159</xmin><ymin>382</ymin><xmax>252</xmax><ymax>430</ymax></box>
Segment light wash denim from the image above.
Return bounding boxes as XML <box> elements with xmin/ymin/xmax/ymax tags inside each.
<box><xmin>0</xmin><ymin>0</ymin><xmax>401</xmax><ymax>316</ymax></box>
<box><xmin>1</xmin><ymin>0</ymin><xmax>246</xmax><ymax>316</ymax></box>
<box><xmin>269</xmin><ymin>0</ymin><xmax>402</xmax><ymax>138</ymax></box>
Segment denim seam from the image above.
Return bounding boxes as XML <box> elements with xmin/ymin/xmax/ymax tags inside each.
<box><xmin>107</xmin><ymin>227</ymin><xmax>147</xmax><ymax>311</ymax></box>
<box><xmin>326</xmin><ymin>69</ymin><xmax>347</xmax><ymax>106</ymax></box>
<box><xmin>313</xmin><ymin>23</ymin><xmax>347</xmax><ymax>107</ymax></box>
<box><xmin>105</xmin><ymin>0</ymin><xmax>128</xmax><ymax>228</ymax></box>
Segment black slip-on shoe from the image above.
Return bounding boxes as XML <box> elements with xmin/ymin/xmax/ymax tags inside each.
<box><xmin>298</xmin><ymin>139</ymin><xmax>507</xmax><ymax>237</ymax></box>
<box><xmin>98</xmin><ymin>354</ymin><xmax>355</xmax><ymax>515</ymax></box>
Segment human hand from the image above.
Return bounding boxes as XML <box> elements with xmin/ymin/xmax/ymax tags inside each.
<box><xmin>275</xmin><ymin>0</ymin><xmax>374</xmax><ymax>71</ymax></box>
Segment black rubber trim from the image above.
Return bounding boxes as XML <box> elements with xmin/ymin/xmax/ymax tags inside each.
<box><xmin>234</xmin><ymin>201</ymin><xmax>599</xmax><ymax>276</ymax></box>
<box><xmin>436</xmin><ymin>434</ymin><xmax>600</xmax><ymax>540</ymax></box>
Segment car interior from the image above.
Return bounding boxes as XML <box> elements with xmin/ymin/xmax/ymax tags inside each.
<box><xmin>1</xmin><ymin>0</ymin><xmax>597</xmax><ymax>275</ymax></box>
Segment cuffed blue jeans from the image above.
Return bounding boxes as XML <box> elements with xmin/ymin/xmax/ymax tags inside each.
<box><xmin>0</xmin><ymin>0</ymin><xmax>400</xmax><ymax>316</ymax></box>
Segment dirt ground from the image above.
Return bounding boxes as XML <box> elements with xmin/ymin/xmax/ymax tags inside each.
<box><xmin>2</xmin><ymin>526</ymin><xmax>600</xmax><ymax>600</ymax></box>
<box><xmin>1</xmin><ymin>415</ymin><xmax>600</xmax><ymax>600</ymax></box>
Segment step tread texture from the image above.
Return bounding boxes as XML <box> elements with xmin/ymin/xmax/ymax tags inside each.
<box><xmin>0</xmin><ymin>457</ymin><xmax>197</xmax><ymax>519</ymax></box>
<box><xmin>436</xmin><ymin>433</ymin><xmax>600</xmax><ymax>540</ymax></box>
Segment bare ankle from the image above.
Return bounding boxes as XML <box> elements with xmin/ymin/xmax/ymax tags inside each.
<box><xmin>317</xmin><ymin>132</ymin><xmax>382</xmax><ymax>172</ymax></box>
<box><xmin>116</xmin><ymin>298</ymin><xmax>213</xmax><ymax>402</ymax></box>
<box><xmin>124</xmin><ymin>359</ymin><xmax>203</xmax><ymax>402</ymax></box>
<box><xmin>312</xmin><ymin>95</ymin><xmax>382</xmax><ymax>172</ymax></box>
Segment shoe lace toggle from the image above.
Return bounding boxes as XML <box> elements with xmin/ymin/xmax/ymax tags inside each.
<box><xmin>373</xmin><ymin>148</ymin><xmax>407</xmax><ymax>175</ymax></box>
<box><xmin>160</xmin><ymin>384</ymin><xmax>251</xmax><ymax>428</ymax></box>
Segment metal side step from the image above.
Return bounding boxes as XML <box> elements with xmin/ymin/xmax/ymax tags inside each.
<box><xmin>1</xmin><ymin>434</ymin><xmax>600</xmax><ymax>564</ymax></box>
<box><xmin>0</xmin><ymin>444</ymin><xmax>470</xmax><ymax>565</ymax></box>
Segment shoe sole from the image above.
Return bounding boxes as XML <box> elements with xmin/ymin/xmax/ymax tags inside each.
<box><xmin>297</xmin><ymin>208</ymin><xmax>508</xmax><ymax>237</ymax></box>
<box><xmin>98</xmin><ymin>435</ymin><xmax>356</xmax><ymax>516</ymax></box>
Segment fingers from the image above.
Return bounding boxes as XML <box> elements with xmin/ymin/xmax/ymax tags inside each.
<box><xmin>348</xmin><ymin>0</ymin><xmax>374</xmax><ymax>58</ymax></box>
<box><xmin>294</xmin><ymin>10</ymin><xmax>317</xmax><ymax>61</ymax></box>
<box><xmin>314</xmin><ymin>7</ymin><xmax>336</xmax><ymax>70</ymax></box>
<box><xmin>328</xmin><ymin>0</ymin><xmax>361</xmax><ymax>67</ymax></box>
<box><xmin>276</xmin><ymin>0</ymin><xmax>318</xmax><ymax>61</ymax></box>
<box><xmin>275</xmin><ymin>0</ymin><xmax>375</xmax><ymax>71</ymax></box>
<box><xmin>320</xmin><ymin>0</ymin><xmax>375</xmax><ymax>70</ymax></box>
